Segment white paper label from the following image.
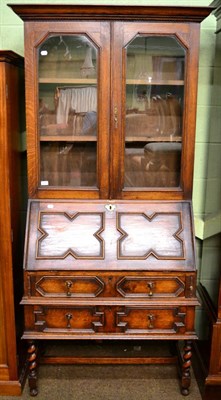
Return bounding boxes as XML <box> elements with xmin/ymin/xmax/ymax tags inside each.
<box><xmin>41</xmin><ymin>181</ymin><xmax>49</xmax><ymax>186</ymax></box>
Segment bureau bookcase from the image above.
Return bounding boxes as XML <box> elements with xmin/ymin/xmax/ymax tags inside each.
<box><xmin>10</xmin><ymin>4</ymin><xmax>212</xmax><ymax>396</ymax></box>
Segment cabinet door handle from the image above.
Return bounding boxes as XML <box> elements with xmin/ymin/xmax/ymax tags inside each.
<box><xmin>147</xmin><ymin>282</ymin><xmax>155</xmax><ymax>297</ymax></box>
<box><xmin>147</xmin><ymin>314</ymin><xmax>155</xmax><ymax>329</ymax></box>
<box><xmin>65</xmin><ymin>280</ymin><xmax>73</xmax><ymax>296</ymax></box>
<box><xmin>65</xmin><ymin>313</ymin><xmax>73</xmax><ymax>328</ymax></box>
<box><xmin>114</xmin><ymin>106</ymin><xmax>118</xmax><ymax>128</ymax></box>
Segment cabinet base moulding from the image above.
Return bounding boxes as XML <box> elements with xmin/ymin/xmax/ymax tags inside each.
<box><xmin>0</xmin><ymin>381</ymin><xmax>23</xmax><ymax>396</ymax></box>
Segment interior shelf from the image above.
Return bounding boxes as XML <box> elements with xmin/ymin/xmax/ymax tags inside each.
<box><xmin>125</xmin><ymin>136</ymin><xmax>182</xmax><ymax>142</ymax></box>
<box><xmin>40</xmin><ymin>135</ymin><xmax>97</xmax><ymax>142</ymax></box>
<box><xmin>39</xmin><ymin>78</ymin><xmax>97</xmax><ymax>84</ymax></box>
<box><xmin>39</xmin><ymin>77</ymin><xmax>184</xmax><ymax>86</ymax></box>
<box><xmin>126</xmin><ymin>79</ymin><xmax>184</xmax><ymax>85</ymax></box>
<box><xmin>39</xmin><ymin>135</ymin><xmax>181</xmax><ymax>143</ymax></box>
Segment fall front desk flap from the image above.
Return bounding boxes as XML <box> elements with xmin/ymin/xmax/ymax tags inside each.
<box><xmin>24</xmin><ymin>200</ymin><xmax>196</xmax><ymax>271</ymax></box>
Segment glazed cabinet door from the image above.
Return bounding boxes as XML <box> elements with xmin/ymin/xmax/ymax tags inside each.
<box><xmin>110</xmin><ymin>22</ymin><xmax>200</xmax><ymax>200</ymax></box>
<box><xmin>24</xmin><ymin>20</ymin><xmax>200</xmax><ymax>201</ymax></box>
<box><xmin>25</xmin><ymin>21</ymin><xmax>110</xmax><ymax>199</ymax></box>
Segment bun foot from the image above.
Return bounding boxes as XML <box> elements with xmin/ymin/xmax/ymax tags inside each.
<box><xmin>181</xmin><ymin>388</ymin><xmax>189</xmax><ymax>396</ymax></box>
<box><xmin>30</xmin><ymin>388</ymin><xmax>38</xmax><ymax>397</ymax></box>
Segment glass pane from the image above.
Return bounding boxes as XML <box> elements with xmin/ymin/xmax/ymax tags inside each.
<box><xmin>40</xmin><ymin>142</ymin><xmax>96</xmax><ymax>187</ymax></box>
<box><xmin>38</xmin><ymin>35</ymin><xmax>98</xmax><ymax>188</ymax></box>
<box><xmin>125</xmin><ymin>36</ymin><xmax>185</xmax><ymax>188</ymax></box>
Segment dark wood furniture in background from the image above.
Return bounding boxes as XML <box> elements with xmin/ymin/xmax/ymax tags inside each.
<box><xmin>10</xmin><ymin>4</ymin><xmax>212</xmax><ymax>397</ymax></box>
<box><xmin>0</xmin><ymin>51</ymin><xmax>25</xmax><ymax>395</ymax></box>
<box><xmin>197</xmin><ymin>281</ymin><xmax>221</xmax><ymax>400</ymax></box>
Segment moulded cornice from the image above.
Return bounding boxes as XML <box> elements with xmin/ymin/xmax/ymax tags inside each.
<box><xmin>0</xmin><ymin>50</ymin><xmax>23</xmax><ymax>66</ymax></box>
<box><xmin>8</xmin><ymin>4</ymin><xmax>214</xmax><ymax>23</ymax></box>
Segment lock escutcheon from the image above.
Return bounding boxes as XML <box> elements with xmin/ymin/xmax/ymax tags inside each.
<box><xmin>105</xmin><ymin>204</ymin><xmax>116</xmax><ymax>212</ymax></box>
<box><xmin>65</xmin><ymin>313</ymin><xmax>73</xmax><ymax>328</ymax></box>
<box><xmin>147</xmin><ymin>314</ymin><xmax>155</xmax><ymax>329</ymax></box>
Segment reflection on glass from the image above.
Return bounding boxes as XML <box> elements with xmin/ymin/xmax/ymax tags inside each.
<box><xmin>38</xmin><ymin>35</ymin><xmax>98</xmax><ymax>188</ymax></box>
<box><xmin>40</xmin><ymin>142</ymin><xmax>96</xmax><ymax>188</ymax></box>
<box><xmin>124</xmin><ymin>36</ymin><xmax>185</xmax><ymax>188</ymax></box>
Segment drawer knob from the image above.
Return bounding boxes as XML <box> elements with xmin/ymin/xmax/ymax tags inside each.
<box><xmin>65</xmin><ymin>280</ymin><xmax>73</xmax><ymax>296</ymax></box>
<box><xmin>65</xmin><ymin>313</ymin><xmax>73</xmax><ymax>328</ymax></box>
<box><xmin>147</xmin><ymin>282</ymin><xmax>155</xmax><ymax>297</ymax></box>
<box><xmin>147</xmin><ymin>314</ymin><xmax>155</xmax><ymax>329</ymax></box>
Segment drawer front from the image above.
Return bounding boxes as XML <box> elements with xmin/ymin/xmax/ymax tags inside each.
<box><xmin>116</xmin><ymin>306</ymin><xmax>186</xmax><ymax>334</ymax></box>
<box><xmin>116</xmin><ymin>276</ymin><xmax>186</xmax><ymax>298</ymax></box>
<box><xmin>25</xmin><ymin>305</ymin><xmax>193</xmax><ymax>336</ymax></box>
<box><xmin>34</xmin><ymin>276</ymin><xmax>105</xmax><ymax>298</ymax></box>
<box><xmin>30</xmin><ymin>306</ymin><xmax>104</xmax><ymax>334</ymax></box>
<box><xmin>26</xmin><ymin>271</ymin><xmax>196</xmax><ymax>299</ymax></box>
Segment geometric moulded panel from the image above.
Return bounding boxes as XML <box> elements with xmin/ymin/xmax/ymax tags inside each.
<box><xmin>37</xmin><ymin>212</ymin><xmax>104</xmax><ymax>260</ymax></box>
<box><xmin>35</xmin><ymin>276</ymin><xmax>105</xmax><ymax>297</ymax></box>
<box><xmin>117</xmin><ymin>212</ymin><xmax>185</xmax><ymax>260</ymax></box>
<box><xmin>116</xmin><ymin>306</ymin><xmax>186</xmax><ymax>334</ymax></box>
<box><xmin>33</xmin><ymin>306</ymin><xmax>104</xmax><ymax>333</ymax></box>
<box><xmin>116</xmin><ymin>276</ymin><xmax>185</xmax><ymax>298</ymax></box>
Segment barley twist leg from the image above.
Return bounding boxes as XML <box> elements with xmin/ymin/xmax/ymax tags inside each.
<box><xmin>181</xmin><ymin>340</ymin><xmax>192</xmax><ymax>396</ymax></box>
<box><xmin>28</xmin><ymin>340</ymin><xmax>38</xmax><ymax>396</ymax></box>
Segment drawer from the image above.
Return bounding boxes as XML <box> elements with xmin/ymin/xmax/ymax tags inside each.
<box><xmin>29</xmin><ymin>305</ymin><xmax>105</xmax><ymax>334</ymax></box>
<box><xmin>116</xmin><ymin>276</ymin><xmax>187</xmax><ymax>298</ymax></box>
<box><xmin>116</xmin><ymin>306</ymin><xmax>187</xmax><ymax>334</ymax></box>
<box><xmin>25</xmin><ymin>271</ymin><xmax>196</xmax><ymax>299</ymax></box>
<box><xmin>24</xmin><ymin>304</ymin><xmax>195</xmax><ymax>337</ymax></box>
<box><xmin>33</xmin><ymin>275</ymin><xmax>105</xmax><ymax>298</ymax></box>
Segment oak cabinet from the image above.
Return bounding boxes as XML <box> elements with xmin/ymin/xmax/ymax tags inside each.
<box><xmin>10</xmin><ymin>4</ymin><xmax>212</xmax><ymax>396</ymax></box>
<box><xmin>0</xmin><ymin>51</ymin><xmax>25</xmax><ymax>395</ymax></box>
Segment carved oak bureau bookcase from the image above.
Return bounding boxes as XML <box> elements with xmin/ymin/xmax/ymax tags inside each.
<box><xmin>10</xmin><ymin>3</ymin><xmax>212</xmax><ymax>396</ymax></box>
